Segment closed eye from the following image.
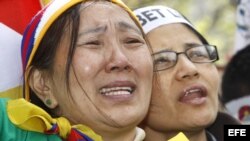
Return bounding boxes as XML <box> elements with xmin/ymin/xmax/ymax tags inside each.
<box><xmin>124</xmin><ymin>37</ymin><xmax>145</xmax><ymax>49</ymax></box>
<box><xmin>77</xmin><ymin>40</ymin><xmax>102</xmax><ymax>48</ymax></box>
<box><xmin>84</xmin><ymin>40</ymin><xmax>100</xmax><ymax>45</ymax></box>
<box><xmin>126</xmin><ymin>38</ymin><xmax>142</xmax><ymax>44</ymax></box>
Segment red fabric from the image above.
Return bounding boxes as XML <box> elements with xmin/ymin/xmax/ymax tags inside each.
<box><xmin>238</xmin><ymin>105</ymin><xmax>250</xmax><ymax>121</ymax></box>
<box><xmin>0</xmin><ymin>0</ymin><xmax>42</xmax><ymax>34</ymax></box>
<box><xmin>44</xmin><ymin>125</ymin><xmax>89</xmax><ymax>141</ymax></box>
<box><xmin>67</xmin><ymin>129</ymin><xmax>88</xmax><ymax>141</ymax></box>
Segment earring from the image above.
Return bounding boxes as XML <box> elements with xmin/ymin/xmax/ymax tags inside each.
<box><xmin>45</xmin><ymin>99</ymin><xmax>52</xmax><ymax>106</ymax></box>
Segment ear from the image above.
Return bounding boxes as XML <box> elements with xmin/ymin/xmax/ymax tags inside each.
<box><xmin>28</xmin><ymin>69</ymin><xmax>58</xmax><ymax>109</ymax></box>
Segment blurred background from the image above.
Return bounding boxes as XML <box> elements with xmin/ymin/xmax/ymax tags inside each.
<box><xmin>124</xmin><ymin>0</ymin><xmax>238</xmax><ymax>69</ymax></box>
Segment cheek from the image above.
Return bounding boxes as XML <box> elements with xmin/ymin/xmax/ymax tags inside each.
<box><xmin>200</xmin><ymin>66</ymin><xmax>220</xmax><ymax>107</ymax></box>
<box><xmin>208</xmin><ymin>70</ymin><xmax>220</xmax><ymax>114</ymax></box>
<box><xmin>210</xmin><ymin>70</ymin><xmax>220</xmax><ymax>104</ymax></box>
<box><xmin>204</xmin><ymin>67</ymin><xmax>220</xmax><ymax>90</ymax></box>
<box><xmin>78</xmin><ymin>65</ymin><xmax>92</xmax><ymax>73</ymax></box>
<box><xmin>158</xmin><ymin>74</ymin><xmax>172</xmax><ymax>94</ymax></box>
<box><xmin>66</xmin><ymin>53</ymin><xmax>101</xmax><ymax>100</ymax></box>
<box><xmin>72</xmin><ymin>52</ymin><xmax>101</xmax><ymax>77</ymax></box>
<box><xmin>132</xmin><ymin>50</ymin><xmax>153</xmax><ymax>76</ymax></box>
<box><xmin>152</xmin><ymin>74</ymin><xmax>172</xmax><ymax>102</ymax></box>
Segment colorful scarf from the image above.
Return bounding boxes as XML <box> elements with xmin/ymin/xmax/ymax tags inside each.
<box><xmin>7</xmin><ymin>98</ymin><xmax>188</xmax><ymax>141</ymax></box>
<box><xmin>7</xmin><ymin>98</ymin><xmax>102</xmax><ymax>141</ymax></box>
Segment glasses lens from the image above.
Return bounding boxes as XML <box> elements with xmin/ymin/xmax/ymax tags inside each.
<box><xmin>153</xmin><ymin>51</ymin><xmax>176</xmax><ymax>71</ymax></box>
<box><xmin>186</xmin><ymin>45</ymin><xmax>218</xmax><ymax>63</ymax></box>
<box><xmin>206</xmin><ymin>45</ymin><xmax>218</xmax><ymax>61</ymax></box>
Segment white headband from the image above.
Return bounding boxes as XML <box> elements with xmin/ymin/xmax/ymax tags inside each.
<box><xmin>133</xmin><ymin>5</ymin><xmax>193</xmax><ymax>34</ymax></box>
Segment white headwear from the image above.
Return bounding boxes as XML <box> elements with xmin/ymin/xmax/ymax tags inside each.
<box><xmin>133</xmin><ymin>5</ymin><xmax>193</xmax><ymax>34</ymax></box>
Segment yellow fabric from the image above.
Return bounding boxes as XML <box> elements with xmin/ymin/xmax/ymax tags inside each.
<box><xmin>168</xmin><ymin>132</ymin><xmax>189</xmax><ymax>141</ymax></box>
<box><xmin>40</xmin><ymin>0</ymin><xmax>52</xmax><ymax>7</ymax></box>
<box><xmin>0</xmin><ymin>86</ymin><xmax>23</xmax><ymax>99</ymax></box>
<box><xmin>7</xmin><ymin>98</ymin><xmax>102</xmax><ymax>141</ymax></box>
<box><xmin>6</xmin><ymin>98</ymin><xmax>185</xmax><ymax>141</ymax></box>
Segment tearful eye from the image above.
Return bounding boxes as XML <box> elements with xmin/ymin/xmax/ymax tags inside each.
<box><xmin>123</xmin><ymin>37</ymin><xmax>145</xmax><ymax>49</ymax></box>
<box><xmin>84</xmin><ymin>40</ymin><xmax>100</xmax><ymax>45</ymax></box>
<box><xmin>126</xmin><ymin>39</ymin><xmax>141</xmax><ymax>44</ymax></box>
<box><xmin>77</xmin><ymin>40</ymin><xmax>102</xmax><ymax>49</ymax></box>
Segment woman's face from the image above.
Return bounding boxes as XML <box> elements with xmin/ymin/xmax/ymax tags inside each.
<box><xmin>50</xmin><ymin>2</ymin><xmax>153</xmax><ymax>132</ymax></box>
<box><xmin>146</xmin><ymin>24</ymin><xmax>219</xmax><ymax>131</ymax></box>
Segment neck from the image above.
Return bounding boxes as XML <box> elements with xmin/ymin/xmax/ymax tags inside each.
<box><xmin>68</xmin><ymin>113</ymin><xmax>141</xmax><ymax>141</ymax></box>
<box><xmin>144</xmin><ymin>126</ymin><xmax>208</xmax><ymax>141</ymax></box>
<box><xmin>97</xmin><ymin>127</ymin><xmax>138</xmax><ymax>141</ymax></box>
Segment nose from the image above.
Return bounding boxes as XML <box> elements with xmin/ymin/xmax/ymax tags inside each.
<box><xmin>105</xmin><ymin>48</ymin><xmax>132</xmax><ymax>73</ymax></box>
<box><xmin>175</xmin><ymin>55</ymin><xmax>199</xmax><ymax>80</ymax></box>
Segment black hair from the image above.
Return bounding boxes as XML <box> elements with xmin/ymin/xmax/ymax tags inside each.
<box><xmin>222</xmin><ymin>44</ymin><xmax>250</xmax><ymax>103</ymax></box>
<box><xmin>28</xmin><ymin>4</ymin><xmax>81</xmax><ymax>115</ymax></box>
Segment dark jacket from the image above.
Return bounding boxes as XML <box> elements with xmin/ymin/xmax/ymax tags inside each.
<box><xmin>207</xmin><ymin>112</ymin><xmax>241</xmax><ymax>141</ymax></box>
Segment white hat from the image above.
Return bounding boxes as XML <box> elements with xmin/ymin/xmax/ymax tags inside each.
<box><xmin>133</xmin><ymin>5</ymin><xmax>193</xmax><ymax>34</ymax></box>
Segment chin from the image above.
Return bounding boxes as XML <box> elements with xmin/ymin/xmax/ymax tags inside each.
<box><xmin>193</xmin><ymin>112</ymin><xmax>217</xmax><ymax>128</ymax></box>
<box><xmin>112</xmin><ymin>111</ymin><xmax>145</xmax><ymax>127</ymax></box>
<box><xmin>116</xmin><ymin>118</ymin><xmax>141</xmax><ymax>129</ymax></box>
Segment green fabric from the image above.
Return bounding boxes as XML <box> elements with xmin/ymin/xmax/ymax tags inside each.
<box><xmin>0</xmin><ymin>98</ymin><xmax>62</xmax><ymax>141</ymax></box>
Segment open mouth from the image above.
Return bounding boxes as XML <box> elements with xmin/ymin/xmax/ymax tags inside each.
<box><xmin>179</xmin><ymin>86</ymin><xmax>207</xmax><ymax>105</ymax></box>
<box><xmin>184</xmin><ymin>88</ymin><xmax>204</xmax><ymax>97</ymax></box>
<box><xmin>100</xmin><ymin>86</ymin><xmax>135</xmax><ymax>96</ymax></box>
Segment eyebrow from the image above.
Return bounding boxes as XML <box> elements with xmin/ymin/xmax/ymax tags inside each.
<box><xmin>118</xmin><ymin>21</ymin><xmax>141</xmax><ymax>35</ymax></box>
<box><xmin>78</xmin><ymin>21</ymin><xmax>141</xmax><ymax>37</ymax></box>
<box><xmin>78</xmin><ymin>26</ymin><xmax>107</xmax><ymax>37</ymax></box>
<box><xmin>184</xmin><ymin>43</ymin><xmax>203</xmax><ymax>50</ymax></box>
<box><xmin>153</xmin><ymin>42</ymin><xmax>203</xmax><ymax>54</ymax></box>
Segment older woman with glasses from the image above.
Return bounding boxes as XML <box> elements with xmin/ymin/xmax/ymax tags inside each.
<box><xmin>134</xmin><ymin>5</ymin><xmax>239</xmax><ymax>141</ymax></box>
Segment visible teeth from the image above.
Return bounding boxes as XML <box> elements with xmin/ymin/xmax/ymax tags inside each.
<box><xmin>100</xmin><ymin>87</ymin><xmax>132</xmax><ymax>95</ymax></box>
<box><xmin>184</xmin><ymin>89</ymin><xmax>200</xmax><ymax>96</ymax></box>
<box><xmin>105</xmin><ymin>91</ymin><xmax>131</xmax><ymax>96</ymax></box>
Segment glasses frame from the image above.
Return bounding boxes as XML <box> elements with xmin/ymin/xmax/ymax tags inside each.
<box><xmin>152</xmin><ymin>45</ymin><xmax>219</xmax><ymax>71</ymax></box>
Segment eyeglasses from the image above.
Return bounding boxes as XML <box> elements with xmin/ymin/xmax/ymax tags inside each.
<box><xmin>152</xmin><ymin>45</ymin><xmax>219</xmax><ymax>71</ymax></box>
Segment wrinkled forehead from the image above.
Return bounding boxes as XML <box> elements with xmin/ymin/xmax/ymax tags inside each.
<box><xmin>80</xmin><ymin>1</ymin><xmax>131</xmax><ymax>19</ymax></box>
<box><xmin>78</xmin><ymin>1</ymin><xmax>140</xmax><ymax>32</ymax></box>
<box><xmin>80</xmin><ymin>1</ymin><xmax>118</xmax><ymax>10</ymax></box>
